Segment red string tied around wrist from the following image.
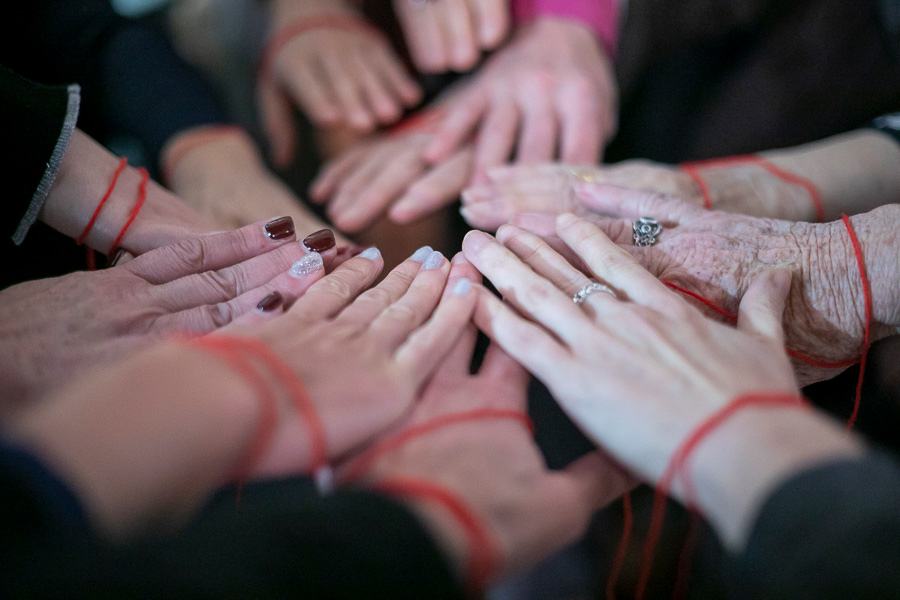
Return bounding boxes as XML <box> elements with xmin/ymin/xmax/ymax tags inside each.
<box><xmin>679</xmin><ymin>154</ymin><xmax>825</xmax><ymax>222</ymax></box>
<box><xmin>258</xmin><ymin>14</ymin><xmax>383</xmax><ymax>81</ymax></box>
<box><xmin>78</xmin><ymin>157</ymin><xmax>128</xmax><ymax>270</ymax></box>
<box><xmin>376</xmin><ymin>476</ymin><xmax>500</xmax><ymax>597</ymax></box>
<box><xmin>107</xmin><ymin>167</ymin><xmax>149</xmax><ymax>256</ymax></box>
<box><xmin>160</xmin><ymin>124</ymin><xmax>246</xmax><ymax>186</ymax></box>
<box><xmin>389</xmin><ymin>107</ymin><xmax>449</xmax><ymax>137</ymax></box>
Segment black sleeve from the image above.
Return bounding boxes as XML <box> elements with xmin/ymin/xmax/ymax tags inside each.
<box><xmin>1</xmin><ymin>0</ymin><xmax>228</xmax><ymax>170</ymax></box>
<box><xmin>0</xmin><ymin>448</ymin><xmax>464</xmax><ymax>600</ymax></box>
<box><xmin>870</xmin><ymin>112</ymin><xmax>900</xmax><ymax>146</ymax></box>
<box><xmin>0</xmin><ymin>64</ymin><xmax>79</xmax><ymax>245</ymax></box>
<box><xmin>727</xmin><ymin>452</ymin><xmax>900</xmax><ymax>600</ymax></box>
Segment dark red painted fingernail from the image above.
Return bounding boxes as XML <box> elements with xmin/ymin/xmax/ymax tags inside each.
<box><xmin>256</xmin><ymin>291</ymin><xmax>284</xmax><ymax>313</ymax></box>
<box><xmin>302</xmin><ymin>229</ymin><xmax>336</xmax><ymax>252</ymax></box>
<box><xmin>109</xmin><ymin>248</ymin><xmax>125</xmax><ymax>267</ymax></box>
<box><xmin>265</xmin><ymin>216</ymin><xmax>295</xmax><ymax>240</ymax></box>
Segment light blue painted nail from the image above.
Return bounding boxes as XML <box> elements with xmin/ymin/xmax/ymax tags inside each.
<box><xmin>452</xmin><ymin>278</ymin><xmax>471</xmax><ymax>296</ymax></box>
<box><xmin>410</xmin><ymin>245</ymin><xmax>433</xmax><ymax>263</ymax></box>
<box><xmin>359</xmin><ymin>247</ymin><xmax>381</xmax><ymax>261</ymax></box>
<box><xmin>423</xmin><ymin>251</ymin><xmax>444</xmax><ymax>270</ymax></box>
<box><xmin>289</xmin><ymin>252</ymin><xmax>323</xmax><ymax>278</ymax></box>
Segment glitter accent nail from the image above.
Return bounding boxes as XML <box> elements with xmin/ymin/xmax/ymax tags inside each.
<box><xmin>289</xmin><ymin>252</ymin><xmax>323</xmax><ymax>278</ymax></box>
<box><xmin>410</xmin><ymin>245</ymin><xmax>433</xmax><ymax>263</ymax></box>
<box><xmin>452</xmin><ymin>279</ymin><xmax>471</xmax><ymax>296</ymax></box>
<box><xmin>423</xmin><ymin>251</ymin><xmax>444</xmax><ymax>270</ymax></box>
<box><xmin>359</xmin><ymin>247</ymin><xmax>381</xmax><ymax>260</ymax></box>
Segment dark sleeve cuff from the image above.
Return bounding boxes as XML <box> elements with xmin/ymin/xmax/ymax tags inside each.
<box><xmin>0</xmin><ymin>64</ymin><xmax>80</xmax><ymax>245</ymax></box>
<box><xmin>729</xmin><ymin>452</ymin><xmax>900</xmax><ymax>600</ymax></box>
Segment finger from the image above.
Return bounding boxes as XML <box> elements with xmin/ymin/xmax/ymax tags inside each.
<box><xmin>557</xmin><ymin>85</ymin><xmax>603</xmax><ymax>165</ymax></box>
<box><xmin>369</xmin><ymin>251</ymin><xmax>451</xmax><ymax>348</ymax></box>
<box><xmin>338</xmin><ymin>246</ymin><xmax>434</xmax><ymax>328</ymax></box>
<box><xmin>511</xmin><ymin>212</ymin><xmax>558</xmax><ymax>237</ymax></box>
<box><xmin>223</xmin><ymin>290</ymin><xmax>287</xmax><ymax>329</ymax></box>
<box><xmin>320</xmin><ymin>53</ymin><xmax>375</xmax><ymax>131</ymax></box>
<box><xmin>496</xmin><ymin>224</ymin><xmax>594</xmax><ymax>298</ymax></box>
<box><xmin>555</xmin><ymin>451</ymin><xmax>635</xmax><ymax>514</ymax></box>
<box><xmin>309</xmin><ymin>148</ymin><xmax>365</xmax><ymax>204</ymax></box>
<box><xmin>351</xmin><ymin>52</ymin><xmax>404</xmax><ymax>124</ymax></box>
<box><xmin>280</xmin><ymin>60</ymin><xmax>344</xmax><ymax>127</ymax></box>
<box><xmin>462</xmin><ymin>229</ymin><xmax>589</xmax><ymax>342</ymax></box>
<box><xmin>165</xmin><ymin>251</ymin><xmax>326</xmax><ymax>331</ymax></box>
<box><xmin>472</xmin><ymin>99</ymin><xmax>520</xmax><ymax>182</ymax></box>
<box><xmin>287</xmin><ymin>248</ymin><xmax>385</xmax><ymax>322</ymax></box>
<box><xmin>440</xmin><ymin>0</ymin><xmax>480</xmax><ymax>71</ymax></box>
<box><xmin>375</xmin><ymin>45</ymin><xmax>424</xmax><ymax>106</ymax></box>
<box><xmin>424</xmin><ymin>92</ymin><xmax>487</xmax><ymax>163</ymax></box>
<box><xmin>327</xmin><ymin>143</ymin><xmax>401</xmax><ymax>216</ymax></box>
<box><xmin>516</xmin><ymin>100</ymin><xmax>558</xmax><ymax>164</ymax></box>
<box><xmin>127</xmin><ymin>218</ymin><xmax>297</xmax><ymax>284</ymax></box>
<box><xmin>470</xmin><ymin>0</ymin><xmax>510</xmax><ymax>48</ymax></box>
<box><xmin>574</xmin><ymin>183</ymin><xmax>703</xmax><ymax>222</ymax></box>
<box><xmin>257</xmin><ymin>79</ymin><xmax>298</xmax><ymax>169</ymax></box>
<box><xmin>432</xmin><ymin>253</ymin><xmax>483</xmax><ymax>377</ymax></box>
<box><xmin>394</xmin><ymin>259</ymin><xmax>478</xmax><ymax>380</ymax></box>
<box><xmin>737</xmin><ymin>268</ymin><xmax>792</xmax><ymax>346</ymax></box>
<box><xmin>477</xmin><ymin>343</ymin><xmax>530</xmax><ymax>400</ymax></box>
<box><xmin>390</xmin><ymin>147</ymin><xmax>475</xmax><ymax>223</ymax></box>
<box><xmin>109</xmin><ymin>249</ymin><xmax>135</xmax><ymax>268</ymax></box>
<box><xmin>555</xmin><ymin>214</ymin><xmax>685</xmax><ymax>313</ymax></box>
<box><xmin>395</xmin><ymin>1</ymin><xmax>449</xmax><ymax>73</ymax></box>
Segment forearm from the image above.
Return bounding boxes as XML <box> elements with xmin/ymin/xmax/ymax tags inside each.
<box><xmin>7</xmin><ymin>342</ymin><xmax>263</xmax><ymax>540</ymax></box>
<box><xmin>761</xmin><ymin>129</ymin><xmax>900</xmax><ymax>221</ymax></box>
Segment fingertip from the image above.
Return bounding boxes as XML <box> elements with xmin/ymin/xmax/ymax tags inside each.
<box><xmin>556</xmin><ymin>213</ymin><xmax>580</xmax><ymax>229</ymax></box>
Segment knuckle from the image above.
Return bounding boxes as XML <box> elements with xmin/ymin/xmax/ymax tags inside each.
<box><xmin>169</xmin><ymin>238</ymin><xmax>208</xmax><ymax>273</ymax></box>
<box><xmin>199</xmin><ymin>269</ymin><xmax>241</xmax><ymax>299</ymax></box>
<box><xmin>383</xmin><ymin>302</ymin><xmax>419</xmax><ymax>325</ymax></box>
<box><xmin>202</xmin><ymin>301</ymin><xmax>236</xmax><ymax>329</ymax></box>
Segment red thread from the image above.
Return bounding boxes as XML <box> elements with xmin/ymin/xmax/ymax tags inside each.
<box><xmin>183</xmin><ymin>337</ymin><xmax>280</xmax><ymax>489</ymax></box>
<box><xmin>214</xmin><ymin>335</ymin><xmax>329</xmax><ymax>472</ymax></box>
<box><xmin>161</xmin><ymin>125</ymin><xmax>245</xmax><ymax>185</ymax></box>
<box><xmin>259</xmin><ymin>15</ymin><xmax>382</xmax><ymax>80</ymax></box>
<box><xmin>841</xmin><ymin>215</ymin><xmax>873</xmax><ymax>430</ymax></box>
<box><xmin>605</xmin><ymin>491</ymin><xmax>633</xmax><ymax>600</ymax></box>
<box><xmin>77</xmin><ymin>157</ymin><xmax>128</xmax><ymax>246</ymax></box>
<box><xmin>635</xmin><ymin>393</ymin><xmax>807</xmax><ymax>599</ymax></box>
<box><xmin>679</xmin><ymin>154</ymin><xmax>824</xmax><ymax>222</ymax></box>
<box><xmin>376</xmin><ymin>476</ymin><xmax>499</xmax><ymax>595</ymax></box>
<box><xmin>107</xmin><ymin>167</ymin><xmax>149</xmax><ymax>255</ymax></box>
<box><xmin>389</xmin><ymin>106</ymin><xmax>449</xmax><ymax>137</ymax></box>
<box><xmin>341</xmin><ymin>409</ymin><xmax>533</xmax><ymax>484</ymax></box>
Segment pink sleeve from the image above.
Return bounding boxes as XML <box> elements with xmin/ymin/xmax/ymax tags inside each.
<box><xmin>511</xmin><ymin>0</ymin><xmax>620</xmax><ymax>58</ymax></box>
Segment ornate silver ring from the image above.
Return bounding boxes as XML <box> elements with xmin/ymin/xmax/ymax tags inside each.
<box><xmin>573</xmin><ymin>282</ymin><xmax>617</xmax><ymax>304</ymax></box>
<box><xmin>632</xmin><ymin>216</ymin><xmax>662</xmax><ymax>247</ymax></box>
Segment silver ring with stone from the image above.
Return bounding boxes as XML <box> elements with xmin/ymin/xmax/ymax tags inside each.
<box><xmin>632</xmin><ymin>216</ymin><xmax>662</xmax><ymax>247</ymax></box>
<box><xmin>573</xmin><ymin>282</ymin><xmax>617</xmax><ymax>304</ymax></box>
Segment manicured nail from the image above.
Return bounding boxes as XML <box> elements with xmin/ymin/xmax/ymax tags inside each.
<box><xmin>265</xmin><ymin>216</ymin><xmax>295</xmax><ymax>240</ymax></box>
<box><xmin>410</xmin><ymin>246</ymin><xmax>433</xmax><ymax>262</ymax></box>
<box><xmin>303</xmin><ymin>229</ymin><xmax>336</xmax><ymax>253</ymax></box>
<box><xmin>359</xmin><ymin>247</ymin><xmax>381</xmax><ymax>261</ymax></box>
<box><xmin>463</xmin><ymin>230</ymin><xmax>491</xmax><ymax>252</ymax></box>
<box><xmin>423</xmin><ymin>251</ymin><xmax>444</xmax><ymax>270</ymax></box>
<box><xmin>452</xmin><ymin>279</ymin><xmax>471</xmax><ymax>296</ymax></box>
<box><xmin>289</xmin><ymin>252</ymin><xmax>323</xmax><ymax>278</ymax></box>
<box><xmin>256</xmin><ymin>291</ymin><xmax>284</xmax><ymax>313</ymax></box>
<box><xmin>556</xmin><ymin>213</ymin><xmax>579</xmax><ymax>228</ymax></box>
<box><xmin>109</xmin><ymin>248</ymin><xmax>125</xmax><ymax>267</ymax></box>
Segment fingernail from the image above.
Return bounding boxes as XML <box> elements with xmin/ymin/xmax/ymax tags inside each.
<box><xmin>289</xmin><ymin>252</ymin><xmax>324</xmax><ymax>278</ymax></box>
<box><xmin>303</xmin><ymin>229</ymin><xmax>336</xmax><ymax>253</ymax></box>
<box><xmin>452</xmin><ymin>279</ymin><xmax>471</xmax><ymax>296</ymax></box>
<box><xmin>256</xmin><ymin>291</ymin><xmax>284</xmax><ymax>313</ymax></box>
<box><xmin>359</xmin><ymin>247</ymin><xmax>381</xmax><ymax>261</ymax></box>
<box><xmin>423</xmin><ymin>251</ymin><xmax>444</xmax><ymax>270</ymax></box>
<box><xmin>410</xmin><ymin>245</ymin><xmax>433</xmax><ymax>262</ymax></box>
<box><xmin>109</xmin><ymin>248</ymin><xmax>125</xmax><ymax>267</ymax></box>
<box><xmin>557</xmin><ymin>213</ymin><xmax>579</xmax><ymax>228</ymax></box>
<box><xmin>463</xmin><ymin>230</ymin><xmax>491</xmax><ymax>252</ymax></box>
<box><xmin>265</xmin><ymin>216</ymin><xmax>295</xmax><ymax>240</ymax></box>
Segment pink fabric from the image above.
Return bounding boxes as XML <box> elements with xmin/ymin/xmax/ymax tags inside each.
<box><xmin>512</xmin><ymin>0</ymin><xmax>620</xmax><ymax>58</ymax></box>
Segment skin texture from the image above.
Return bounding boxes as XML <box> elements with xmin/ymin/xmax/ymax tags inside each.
<box><xmin>460</xmin><ymin>215</ymin><xmax>863</xmax><ymax>550</ymax></box>
<box><xmin>392</xmin><ymin>0</ymin><xmax>511</xmax><ymax>73</ymax></box>
<box><xmin>7</xmin><ymin>247</ymin><xmax>478</xmax><ymax>540</ymax></box>
<box><xmin>0</xmin><ymin>219</ymin><xmax>341</xmax><ymax>413</ymax></box>
<box><xmin>310</xmin><ymin>124</ymin><xmax>476</xmax><ymax>232</ymax></box>
<box><xmin>507</xmin><ymin>185</ymin><xmax>900</xmax><ymax>385</ymax></box>
<box><xmin>425</xmin><ymin>18</ymin><xmax>618</xmax><ymax>182</ymax></box>
<box><xmin>260</xmin><ymin>0</ymin><xmax>421</xmax><ymax>166</ymax></box>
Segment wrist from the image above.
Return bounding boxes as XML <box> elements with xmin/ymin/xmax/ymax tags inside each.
<box><xmin>164</xmin><ymin>126</ymin><xmax>265</xmax><ymax>194</ymax></box>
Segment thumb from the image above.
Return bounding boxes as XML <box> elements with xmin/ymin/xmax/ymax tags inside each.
<box><xmin>562</xmin><ymin>450</ymin><xmax>637</xmax><ymax>511</ymax></box>
<box><xmin>575</xmin><ymin>183</ymin><xmax>703</xmax><ymax>222</ymax></box>
<box><xmin>737</xmin><ymin>268</ymin><xmax>792</xmax><ymax>346</ymax></box>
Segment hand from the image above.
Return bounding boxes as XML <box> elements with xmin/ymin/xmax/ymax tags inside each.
<box><xmin>165</xmin><ymin>129</ymin><xmax>353</xmax><ymax>248</ymax></box>
<box><xmin>425</xmin><ymin>18</ymin><xmax>618</xmax><ymax>182</ymax></box>
<box><xmin>310</xmin><ymin>125</ymin><xmax>475</xmax><ymax>232</ymax></box>
<box><xmin>460</xmin><ymin>160</ymin><xmax>823</xmax><ymax>230</ymax></box>
<box><xmin>259</xmin><ymin>0</ymin><xmax>421</xmax><ymax>166</ymax></box>
<box><xmin>392</xmin><ymin>0</ymin><xmax>510</xmax><ymax>73</ymax></box>
<box><xmin>515</xmin><ymin>184</ymin><xmax>895</xmax><ymax>386</ymax></box>
<box><xmin>342</xmin><ymin>266</ymin><xmax>632</xmax><ymax>582</ymax></box>
<box><xmin>0</xmin><ymin>218</ymin><xmax>328</xmax><ymax>412</ymax></box>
